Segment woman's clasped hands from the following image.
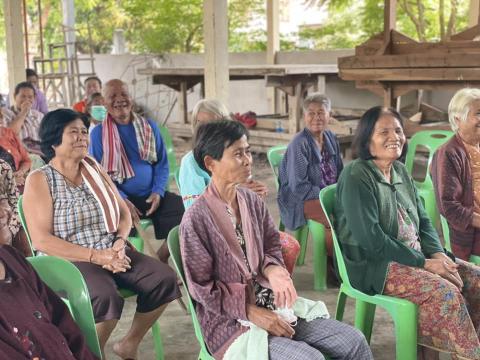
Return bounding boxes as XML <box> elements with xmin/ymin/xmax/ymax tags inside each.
<box><xmin>91</xmin><ymin>238</ymin><xmax>131</xmax><ymax>273</ymax></box>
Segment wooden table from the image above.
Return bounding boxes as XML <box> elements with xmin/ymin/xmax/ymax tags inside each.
<box><xmin>137</xmin><ymin>64</ymin><xmax>339</xmax><ymax>150</ymax></box>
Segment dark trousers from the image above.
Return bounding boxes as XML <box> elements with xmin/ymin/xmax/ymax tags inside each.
<box><xmin>74</xmin><ymin>248</ymin><xmax>181</xmax><ymax>323</ymax></box>
<box><xmin>129</xmin><ymin>191</ymin><xmax>184</xmax><ymax>239</ymax></box>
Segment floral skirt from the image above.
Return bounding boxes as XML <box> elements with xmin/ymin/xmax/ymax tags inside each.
<box><xmin>383</xmin><ymin>260</ymin><xmax>480</xmax><ymax>359</ymax></box>
<box><xmin>279</xmin><ymin>231</ymin><xmax>300</xmax><ymax>275</ymax></box>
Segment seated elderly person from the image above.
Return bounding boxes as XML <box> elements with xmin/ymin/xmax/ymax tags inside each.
<box><xmin>0</xmin><ymin>126</ymin><xmax>31</xmax><ymax>189</ymax></box>
<box><xmin>277</xmin><ymin>93</ymin><xmax>343</xmax><ymax>279</ymax></box>
<box><xmin>89</xmin><ymin>79</ymin><xmax>184</xmax><ymax>262</ymax></box>
<box><xmin>432</xmin><ymin>88</ymin><xmax>480</xmax><ymax>261</ymax></box>
<box><xmin>180</xmin><ymin>120</ymin><xmax>372</xmax><ymax>360</ymax></box>
<box><xmin>335</xmin><ymin>106</ymin><xmax>480</xmax><ymax>359</ymax></box>
<box><xmin>0</xmin><ymin>245</ymin><xmax>98</xmax><ymax>359</ymax></box>
<box><xmin>1</xmin><ymin>82</ymin><xmax>44</xmax><ymax>155</ymax></box>
<box><xmin>5</xmin><ymin>69</ymin><xmax>49</xmax><ymax>115</ymax></box>
<box><xmin>23</xmin><ymin>109</ymin><xmax>180</xmax><ymax>359</ymax></box>
<box><xmin>179</xmin><ymin>99</ymin><xmax>300</xmax><ymax>273</ymax></box>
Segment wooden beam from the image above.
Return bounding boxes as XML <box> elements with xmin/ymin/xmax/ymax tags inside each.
<box><xmin>266</xmin><ymin>0</ymin><xmax>280</xmax><ymax>113</ymax></box>
<box><xmin>391</xmin><ymin>40</ymin><xmax>480</xmax><ymax>55</ymax></box>
<box><xmin>177</xmin><ymin>81</ymin><xmax>188</xmax><ymax>124</ymax></box>
<box><xmin>339</xmin><ymin>53</ymin><xmax>480</xmax><ymax>69</ymax></box>
<box><xmin>4</xmin><ymin>0</ymin><xmax>26</xmax><ymax>102</ymax></box>
<box><xmin>341</xmin><ymin>67</ymin><xmax>480</xmax><ymax>82</ymax></box>
<box><xmin>288</xmin><ymin>83</ymin><xmax>303</xmax><ymax>134</ymax></box>
<box><xmin>203</xmin><ymin>0</ymin><xmax>229</xmax><ymax>104</ymax></box>
<box><xmin>450</xmin><ymin>24</ymin><xmax>480</xmax><ymax>40</ymax></box>
<box><xmin>378</xmin><ymin>0</ymin><xmax>397</xmax><ymax>55</ymax></box>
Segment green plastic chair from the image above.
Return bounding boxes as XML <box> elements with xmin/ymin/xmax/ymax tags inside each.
<box><xmin>18</xmin><ymin>196</ymin><xmax>164</xmax><ymax>360</ymax></box>
<box><xmin>159</xmin><ymin>125</ymin><xmax>178</xmax><ymax>190</ymax></box>
<box><xmin>404</xmin><ymin>130</ymin><xmax>454</xmax><ymax>227</ymax></box>
<box><xmin>319</xmin><ymin>185</ymin><xmax>418</xmax><ymax>360</ymax></box>
<box><xmin>267</xmin><ymin>145</ymin><xmax>326</xmax><ymax>290</ymax></box>
<box><xmin>27</xmin><ymin>256</ymin><xmax>102</xmax><ymax>358</ymax></box>
<box><xmin>167</xmin><ymin>226</ymin><xmax>214</xmax><ymax>360</ymax></box>
<box><xmin>440</xmin><ymin>215</ymin><xmax>480</xmax><ymax>265</ymax></box>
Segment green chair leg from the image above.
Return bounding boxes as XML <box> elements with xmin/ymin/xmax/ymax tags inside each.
<box><xmin>335</xmin><ymin>290</ymin><xmax>347</xmax><ymax>321</ymax></box>
<box><xmin>308</xmin><ymin>219</ymin><xmax>327</xmax><ymax>291</ymax></box>
<box><xmin>278</xmin><ymin>220</ymin><xmax>285</xmax><ymax>232</ymax></box>
<box><xmin>140</xmin><ymin>219</ymin><xmax>153</xmax><ymax>231</ymax></box>
<box><xmin>391</xmin><ymin>306</ymin><xmax>417</xmax><ymax>360</ymax></box>
<box><xmin>152</xmin><ymin>321</ymin><xmax>164</xmax><ymax>360</ymax></box>
<box><xmin>354</xmin><ymin>301</ymin><xmax>376</xmax><ymax>344</ymax></box>
<box><xmin>295</xmin><ymin>225</ymin><xmax>309</xmax><ymax>266</ymax></box>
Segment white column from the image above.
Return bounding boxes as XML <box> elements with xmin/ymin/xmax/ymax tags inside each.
<box><xmin>203</xmin><ymin>0</ymin><xmax>229</xmax><ymax>105</ymax></box>
<box><xmin>267</xmin><ymin>0</ymin><xmax>280</xmax><ymax>113</ymax></box>
<box><xmin>3</xmin><ymin>0</ymin><xmax>26</xmax><ymax>101</ymax></box>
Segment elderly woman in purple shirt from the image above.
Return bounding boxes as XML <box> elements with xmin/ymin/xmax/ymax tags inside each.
<box><xmin>277</xmin><ymin>93</ymin><xmax>343</xmax><ymax>280</ymax></box>
<box><xmin>180</xmin><ymin>120</ymin><xmax>371</xmax><ymax>360</ymax></box>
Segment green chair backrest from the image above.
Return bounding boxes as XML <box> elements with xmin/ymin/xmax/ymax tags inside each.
<box><xmin>167</xmin><ymin>226</ymin><xmax>212</xmax><ymax>358</ymax></box>
<box><xmin>440</xmin><ymin>215</ymin><xmax>451</xmax><ymax>251</ymax></box>
<box><xmin>159</xmin><ymin>125</ymin><xmax>178</xmax><ymax>175</ymax></box>
<box><xmin>404</xmin><ymin>130</ymin><xmax>453</xmax><ymax>186</ymax></box>
<box><xmin>267</xmin><ymin>145</ymin><xmax>287</xmax><ymax>190</ymax></box>
<box><xmin>27</xmin><ymin>256</ymin><xmax>102</xmax><ymax>358</ymax></box>
<box><xmin>17</xmin><ymin>196</ymin><xmax>36</xmax><ymax>255</ymax></box>
<box><xmin>319</xmin><ymin>184</ymin><xmax>353</xmax><ymax>288</ymax></box>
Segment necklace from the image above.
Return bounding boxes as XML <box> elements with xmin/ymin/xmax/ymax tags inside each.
<box><xmin>50</xmin><ymin>164</ymin><xmax>83</xmax><ymax>187</ymax></box>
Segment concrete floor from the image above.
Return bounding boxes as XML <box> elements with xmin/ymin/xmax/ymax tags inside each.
<box><xmin>103</xmin><ymin>140</ymin><xmax>449</xmax><ymax>360</ymax></box>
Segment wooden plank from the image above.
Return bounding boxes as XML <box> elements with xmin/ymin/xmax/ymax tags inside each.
<box><xmin>339</xmin><ymin>53</ymin><xmax>480</xmax><ymax>69</ymax></box>
<box><xmin>341</xmin><ymin>67</ymin><xmax>480</xmax><ymax>81</ymax></box>
<box><xmin>391</xmin><ymin>40</ymin><xmax>480</xmax><ymax>55</ymax></box>
<box><xmin>355</xmin><ymin>32</ymin><xmax>385</xmax><ymax>55</ymax></box>
<box><xmin>391</xmin><ymin>30</ymin><xmax>417</xmax><ymax>44</ymax></box>
<box><xmin>138</xmin><ymin>64</ymin><xmax>339</xmax><ymax>77</ymax></box>
<box><xmin>266</xmin><ymin>75</ymin><xmax>318</xmax><ymax>88</ymax></box>
<box><xmin>450</xmin><ymin>24</ymin><xmax>480</xmax><ymax>40</ymax></box>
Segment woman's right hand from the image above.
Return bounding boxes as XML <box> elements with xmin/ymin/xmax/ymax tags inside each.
<box><xmin>246</xmin><ymin>304</ymin><xmax>295</xmax><ymax>338</ymax></box>
<box><xmin>424</xmin><ymin>258</ymin><xmax>463</xmax><ymax>289</ymax></box>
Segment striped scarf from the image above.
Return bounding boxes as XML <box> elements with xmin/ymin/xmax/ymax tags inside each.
<box><xmin>80</xmin><ymin>156</ymin><xmax>120</xmax><ymax>233</ymax></box>
<box><xmin>101</xmin><ymin>112</ymin><xmax>157</xmax><ymax>183</ymax></box>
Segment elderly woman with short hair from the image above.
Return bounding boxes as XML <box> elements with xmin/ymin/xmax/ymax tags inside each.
<box><xmin>277</xmin><ymin>93</ymin><xmax>343</xmax><ymax>266</ymax></box>
<box><xmin>180</xmin><ymin>120</ymin><xmax>372</xmax><ymax>360</ymax></box>
<box><xmin>23</xmin><ymin>108</ymin><xmax>180</xmax><ymax>359</ymax></box>
<box><xmin>432</xmin><ymin>88</ymin><xmax>480</xmax><ymax>261</ymax></box>
<box><xmin>179</xmin><ymin>99</ymin><xmax>299</xmax><ymax>273</ymax></box>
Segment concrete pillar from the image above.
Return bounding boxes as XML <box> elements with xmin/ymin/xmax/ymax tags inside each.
<box><xmin>203</xmin><ymin>0</ymin><xmax>229</xmax><ymax>105</ymax></box>
<box><xmin>267</xmin><ymin>0</ymin><xmax>280</xmax><ymax>113</ymax></box>
<box><xmin>3</xmin><ymin>0</ymin><xmax>26</xmax><ymax>101</ymax></box>
<box><xmin>469</xmin><ymin>0</ymin><xmax>480</xmax><ymax>26</ymax></box>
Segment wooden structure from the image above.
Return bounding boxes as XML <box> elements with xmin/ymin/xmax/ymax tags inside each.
<box><xmin>138</xmin><ymin>64</ymin><xmax>339</xmax><ymax>150</ymax></box>
<box><xmin>338</xmin><ymin>0</ymin><xmax>480</xmax><ymax>109</ymax></box>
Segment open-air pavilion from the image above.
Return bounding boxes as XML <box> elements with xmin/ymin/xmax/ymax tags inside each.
<box><xmin>2</xmin><ymin>0</ymin><xmax>480</xmax><ymax>359</ymax></box>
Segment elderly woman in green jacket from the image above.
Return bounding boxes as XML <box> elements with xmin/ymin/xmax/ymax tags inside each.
<box><xmin>335</xmin><ymin>106</ymin><xmax>480</xmax><ymax>360</ymax></box>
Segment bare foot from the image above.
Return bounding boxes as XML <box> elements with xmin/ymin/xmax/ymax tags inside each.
<box><xmin>113</xmin><ymin>340</ymin><xmax>138</xmax><ymax>360</ymax></box>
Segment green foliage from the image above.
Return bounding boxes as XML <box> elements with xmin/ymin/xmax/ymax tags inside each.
<box><xmin>298</xmin><ymin>0</ymin><xmax>470</xmax><ymax>49</ymax></box>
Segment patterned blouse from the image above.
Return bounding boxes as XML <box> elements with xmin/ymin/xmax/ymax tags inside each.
<box><xmin>397</xmin><ymin>203</ymin><xmax>422</xmax><ymax>251</ymax></box>
<box><xmin>40</xmin><ymin>165</ymin><xmax>115</xmax><ymax>251</ymax></box>
<box><xmin>0</xmin><ymin>160</ymin><xmax>21</xmax><ymax>240</ymax></box>
<box><xmin>226</xmin><ymin>206</ymin><xmax>276</xmax><ymax>310</ymax></box>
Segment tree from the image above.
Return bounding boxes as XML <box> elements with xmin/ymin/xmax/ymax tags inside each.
<box><xmin>300</xmin><ymin>0</ymin><xmax>469</xmax><ymax>49</ymax></box>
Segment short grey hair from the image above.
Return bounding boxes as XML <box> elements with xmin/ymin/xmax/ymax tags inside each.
<box><xmin>448</xmin><ymin>88</ymin><xmax>480</xmax><ymax>132</ymax></box>
<box><xmin>302</xmin><ymin>93</ymin><xmax>331</xmax><ymax>113</ymax></box>
<box><xmin>191</xmin><ymin>99</ymin><xmax>230</xmax><ymax>131</ymax></box>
